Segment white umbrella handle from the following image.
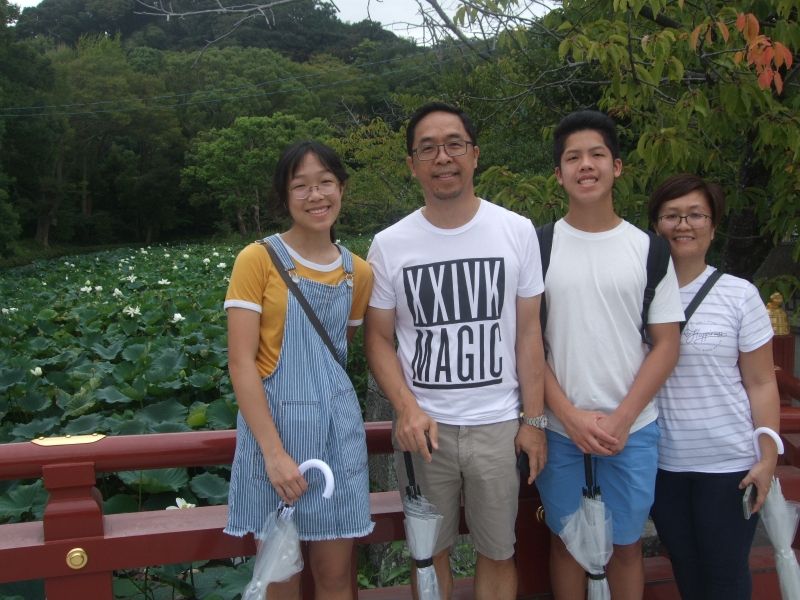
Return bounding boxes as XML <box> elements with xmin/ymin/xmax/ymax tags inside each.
<box><xmin>753</xmin><ymin>426</ymin><xmax>784</xmax><ymax>461</ymax></box>
<box><xmin>298</xmin><ymin>459</ymin><xmax>335</xmax><ymax>498</ymax></box>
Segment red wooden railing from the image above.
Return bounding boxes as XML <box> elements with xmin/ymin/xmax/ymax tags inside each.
<box><xmin>0</xmin><ymin>333</ymin><xmax>797</xmax><ymax>599</ymax></box>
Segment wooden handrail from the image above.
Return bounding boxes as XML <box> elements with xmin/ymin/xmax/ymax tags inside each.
<box><xmin>0</xmin><ymin>422</ymin><xmax>393</xmax><ymax>481</ymax></box>
<box><xmin>0</xmin><ymin>356</ymin><xmax>798</xmax><ymax>599</ymax></box>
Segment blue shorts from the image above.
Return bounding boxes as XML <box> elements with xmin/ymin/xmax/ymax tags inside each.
<box><xmin>535</xmin><ymin>422</ymin><xmax>659</xmax><ymax>546</ymax></box>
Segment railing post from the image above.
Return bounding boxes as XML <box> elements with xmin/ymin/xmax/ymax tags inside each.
<box><xmin>42</xmin><ymin>461</ymin><xmax>113</xmax><ymax>599</ymax></box>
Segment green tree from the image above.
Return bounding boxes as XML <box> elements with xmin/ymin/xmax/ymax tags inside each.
<box><xmin>332</xmin><ymin>118</ymin><xmax>420</xmax><ymax>234</ymax></box>
<box><xmin>434</xmin><ymin>0</ymin><xmax>799</xmax><ymax>274</ymax></box>
<box><xmin>182</xmin><ymin>113</ymin><xmax>333</xmax><ymax>235</ymax></box>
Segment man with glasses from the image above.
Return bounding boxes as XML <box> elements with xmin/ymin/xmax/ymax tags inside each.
<box><xmin>365</xmin><ymin>102</ymin><xmax>547</xmax><ymax>599</ymax></box>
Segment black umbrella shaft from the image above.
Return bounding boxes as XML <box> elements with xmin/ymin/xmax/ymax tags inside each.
<box><xmin>403</xmin><ymin>451</ymin><xmax>421</xmax><ymax>498</ymax></box>
<box><xmin>583</xmin><ymin>454</ymin><xmax>599</xmax><ymax>497</ymax></box>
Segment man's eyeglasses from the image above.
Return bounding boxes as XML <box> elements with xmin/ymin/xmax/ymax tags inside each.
<box><xmin>657</xmin><ymin>212</ymin><xmax>712</xmax><ymax>227</ymax></box>
<box><xmin>412</xmin><ymin>140</ymin><xmax>474</xmax><ymax>161</ymax></box>
<box><xmin>289</xmin><ymin>181</ymin><xmax>339</xmax><ymax>200</ymax></box>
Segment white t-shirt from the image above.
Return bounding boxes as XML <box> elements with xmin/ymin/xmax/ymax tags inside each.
<box><xmin>543</xmin><ymin>219</ymin><xmax>684</xmax><ymax>436</ymax></box>
<box><xmin>368</xmin><ymin>199</ymin><xmax>544</xmax><ymax>426</ymax></box>
<box><xmin>656</xmin><ymin>266</ymin><xmax>773</xmax><ymax>473</ymax></box>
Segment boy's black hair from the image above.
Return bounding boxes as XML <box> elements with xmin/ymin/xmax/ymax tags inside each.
<box><xmin>405</xmin><ymin>102</ymin><xmax>478</xmax><ymax>156</ymax></box>
<box><xmin>552</xmin><ymin>110</ymin><xmax>620</xmax><ymax>166</ymax></box>
<box><xmin>648</xmin><ymin>173</ymin><xmax>725</xmax><ymax>227</ymax></box>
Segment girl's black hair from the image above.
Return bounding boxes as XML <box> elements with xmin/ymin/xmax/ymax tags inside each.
<box><xmin>274</xmin><ymin>140</ymin><xmax>348</xmax><ymax>243</ymax></box>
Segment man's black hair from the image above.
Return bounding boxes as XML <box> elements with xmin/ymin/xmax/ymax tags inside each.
<box><xmin>405</xmin><ymin>102</ymin><xmax>478</xmax><ymax>156</ymax></box>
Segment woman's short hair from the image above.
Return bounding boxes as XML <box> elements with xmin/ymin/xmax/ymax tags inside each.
<box><xmin>648</xmin><ymin>173</ymin><xmax>725</xmax><ymax>227</ymax></box>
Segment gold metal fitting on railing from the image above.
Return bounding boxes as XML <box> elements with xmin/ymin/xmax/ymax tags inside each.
<box><xmin>31</xmin><ymin>433</ymin><xmax>106</xmax><ymax>447</ymax></box>
<box><xmin>66</xmin><ymin>548</ymin><xmax>88</xmax><ymax>570</ymax></box>
<box><xmin>536</xmin><ymin>505</ymin><xmax>546</xmax><ymax>523</ymax></box>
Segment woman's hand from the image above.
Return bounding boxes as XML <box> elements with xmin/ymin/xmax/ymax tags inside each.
<box><xmin>740</xmin><ymin>458</ymin><xmax>777</xmax><ymax>515</ymax></box>
<box><xmin>264</xmin><ymin>449</ymin><xmax>308</xmax><ymax>505</ymax></box>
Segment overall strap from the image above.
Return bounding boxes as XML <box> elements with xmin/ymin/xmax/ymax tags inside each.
<box><xmin>642</xmin><ymin>231</ymin><xmax>671</xmax><ymax>345</ymax></box>
<box><xmin>337</xmin><ymin>243</ymin><xmax>354</xmax><ymax>275</ymax></box>
<box><xmin>258</xmin><ymin>236</ymin><xmax>342</xmax><ymax>365</ymax></box>
<box><xmin>264</xmin><ymin>234</ymin><xmax>296</xmax><ymax>271</ymax></box>
<box><xmin>680</xmin><ymin>269</ymin><xmax>724</xmax><ymax>333</ymax></box>
<box><xmin>536</xmin><ymin>222</ymin><xmax>555</xmax><ymax>334</ymax></box>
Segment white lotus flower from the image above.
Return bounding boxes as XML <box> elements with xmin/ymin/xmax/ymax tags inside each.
<box><xmin>30</xmin><ymin>367</ymin><xmax>43</xmax><ymax>377</ymax></box>
<box><xmin>94</xmin><ymin>286</ymin><xmax>103</xmax><ymax>292</ymax></box>
<box><xmin>202</xmin><ymin>258</ymin><xmax>210</xmax><ymax>265</ymax></box>
<box><xmin>123</xmin><ymin>305</ymin><xmax>141</xmax><ymax>317</ymax></box>
<box><xmin>212</xmin><ymin>251</ymin><xmax>219</xmax><ymax>257</ymax></box>
<box><xmin>166</xmin><ymin>497</ymin><xmax>195</xmax><ymax>510</ymax></box>
<box><xmin>182</xmin><ymin>254</ymin><xmax>189</xmax><ymax>259</ymax></box>
<box><xmin>171</xmin><ymin>313</ymin><xmax>185</xmax><ymax>323</ymax></box>
<box><xmin>163</xmin><ymin>253</ymin><xmax>170</xmax><ymax>258</ymax></box>
<box><xmin>157</xmin><ymin>279</ymin><xmax>171</xmax><ymax>285</ymax></box>
<box><xmin>217</xmin><ymin>262</ymin><xmax>226</xmax><ymax>269</ymax></box>
<box><xmin>112</xmin><ymin>288</ymin><xmax>124</xmax><ymax>298</ymax></box>
<box><xmin>80</xmin><ymin>286</ymin><xmax>92</xmax><ymax>293</ymax></box>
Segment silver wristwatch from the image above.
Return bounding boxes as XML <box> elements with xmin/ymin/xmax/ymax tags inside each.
<box><xmin>519</xmin><ymin>411</ymin><xmax>548</xmax><ymax>429</ymax></box>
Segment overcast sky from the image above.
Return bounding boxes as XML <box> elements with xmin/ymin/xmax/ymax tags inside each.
<box><xmin>11</xmin><ymin>0</ymin><xmax>459</xmax><ymax>43</ymax></box>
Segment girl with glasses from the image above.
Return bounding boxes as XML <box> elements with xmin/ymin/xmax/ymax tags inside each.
<box><xmin>224</xmin><ymin>140</ymin><xmax>374</xmax><ymax>599</ymax></box>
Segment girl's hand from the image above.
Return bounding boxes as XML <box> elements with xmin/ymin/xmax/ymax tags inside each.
<box><xmin>740</xmin><ymin>459</ymin><xmax>777</xmax><ymax>515</ymax></box>
<box><xmin>264</xmin><ymin>449</ymin><xmax>308</xmax><ymax>505</ymax></box>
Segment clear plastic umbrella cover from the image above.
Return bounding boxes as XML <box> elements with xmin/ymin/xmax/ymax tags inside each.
<box><xmin>403</xmin><ymin>451</ymin><xmax>443</xmax><ymax>600</ymax></box>
<box><xmin>753</xmin><ymin>427</ymin><xmax>800</xmax><ymax>600</ymax></box>
<box><xmin>559</xmin><ymin>454</ymin><xmax>612</xmax><ymax>600</ymax></box>
<box><xmin>242</xmin><ymin>459</ymin><xmax>335</xmax><ymax>600</ymax></box>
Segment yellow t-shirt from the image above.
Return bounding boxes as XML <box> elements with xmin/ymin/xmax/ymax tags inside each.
<box><xmin>224</xmin><ymin>240</ymin><xmax>373</xmax><ymax>378</ymax></box>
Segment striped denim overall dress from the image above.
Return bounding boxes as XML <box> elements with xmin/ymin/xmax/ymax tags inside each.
<box><xmin>225</xmin><ymin>235</ymin><xmax>374</xmax><ymax>541</ymax></box>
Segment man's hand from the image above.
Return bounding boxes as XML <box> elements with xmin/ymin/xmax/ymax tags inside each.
<box><xmin>562</xmin><ymin>408</ymin><xmax>619</xmax><ymax>455</ymax></box>
<box><xmin>395</xmin><ymin>404</ymin><xmax>439</xmax><ymax>462</ymax></box>
<box><xmin>515</xmin><ymin>425</ymin><xmax>547</xmax><ymax>484</ymax></box>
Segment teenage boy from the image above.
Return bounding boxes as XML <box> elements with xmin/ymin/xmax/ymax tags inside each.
<box><xmin>534</xmin><ymin>110</ymin><xmax>683</xmax><ymax>600</ymax></box>
<box><xmin>365</xmin><ymin>102</ymin><xmax>547</xmax><ymax>599</ymax></box>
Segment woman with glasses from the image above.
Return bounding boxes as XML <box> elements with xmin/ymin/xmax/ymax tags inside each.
<box><xmin>224</xmin><ymin>140</ymin><xmax>374</xmax><ymax>599</ymax></box>
<box><xmin>648</xmin><ymin>173</ymin><xmax>780</xmax><ymax>600</ymax></box>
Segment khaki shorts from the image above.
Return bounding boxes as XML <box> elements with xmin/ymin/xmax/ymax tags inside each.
<box><xmin>393</xmin><ymin>418</ymin><xmax>519</xmax><ymax>560</ymax></box>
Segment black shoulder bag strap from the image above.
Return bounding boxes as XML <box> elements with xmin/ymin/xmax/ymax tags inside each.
<box><xmin>536</xmin><ymin>222</ymin><xmax>555</xmax><ymax>334</ymax></box>
<box><xmin>259</xmin><ymin>241</ymin><xmax>342</xmax><ymax>365</ymax></box>
<box><xmin>680</xmin><ymin>269</ymin><xmax>723</xmax><ymax>333</ymax></box>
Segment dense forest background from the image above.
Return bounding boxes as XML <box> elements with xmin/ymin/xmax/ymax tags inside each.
<box><xmin>0</xmin><ymin>0</ymin><xmax>798</xmax><ymax>280</ymax></box>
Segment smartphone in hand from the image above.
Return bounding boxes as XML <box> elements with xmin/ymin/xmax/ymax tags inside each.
<box><xmin>742</xmin><ymin>483</ymin><xmax>756</xmax><ymax>520</ymax></box>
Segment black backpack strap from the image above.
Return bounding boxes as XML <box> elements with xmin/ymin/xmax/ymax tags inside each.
<box><xmin>536</xmin><ymin>222</ymin><xmax>555</xmax><ymax>334</ymax></box>
<box><xmin>642</xmin><ymin>231</ymin><xmax>671</xmax><ymax>345</ymax></box>
<box><xmin>680</xmin><ymin>269</ymin><xmax>723</xmax><ymax>333</ymax></box>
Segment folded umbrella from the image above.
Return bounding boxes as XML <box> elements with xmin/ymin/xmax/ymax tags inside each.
<box><xmin>752</xmin><ymin>427</ymin><xmax>800</xmax><ymax>600</ymax></box>
<box><xmin>242</xmin><ymin>459</ymin><xmax>335</xmax><ymax>600</ymax></box>
<box><xmin>559</xmin><ymin>454</ymin><xmax>612</xmax><ymax>600</ymax></box>
<box><xmin>403</xmin><ymin>451</ymin><xmax>443</xmax><ymax>600</ymax></box>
